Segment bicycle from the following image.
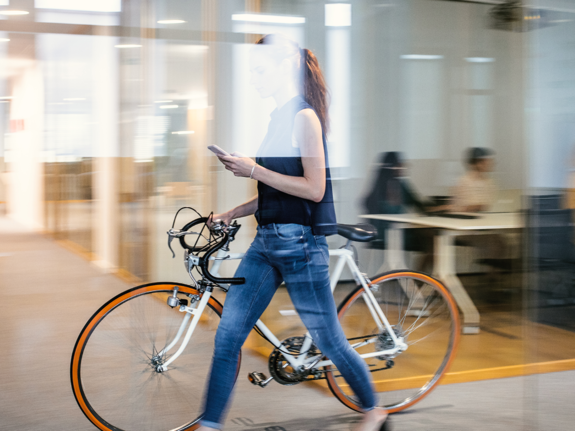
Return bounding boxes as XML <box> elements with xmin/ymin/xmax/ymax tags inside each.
<box><xmin>70</xmin><ymin>209</ymin><xmax>460</xmax><ymax>431</ymax></box>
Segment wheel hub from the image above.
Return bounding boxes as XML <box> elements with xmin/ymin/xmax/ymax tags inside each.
<box><xmin>375</xmin><ymin>325</ymin><xmax>405</xmax><ymax>360</ymax></box>
<box><xmin>150</xmin><ymin>352</ymin><xmax>167</xmax><ymax>373</ymax></box>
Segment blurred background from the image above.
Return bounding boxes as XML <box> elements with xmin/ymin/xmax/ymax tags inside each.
<box><xmin>1</xmin><ymin>0</ymin><xmax>575</xmax><ymax>429</ymax></box>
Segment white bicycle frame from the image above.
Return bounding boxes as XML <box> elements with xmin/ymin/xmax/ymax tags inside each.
<box><xmin>158</xmin><ymin>245</ymin><xmax>408</xmax><ymax>372</ymax></box>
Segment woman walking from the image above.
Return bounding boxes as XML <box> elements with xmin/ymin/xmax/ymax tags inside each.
<box><xmin>198</xmin><ymin>34</ymin><xmax>389</xmax><ymax>431</ymax></box>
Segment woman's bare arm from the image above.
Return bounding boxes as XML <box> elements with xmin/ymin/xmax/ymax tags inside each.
<box><xmin>218</xmin><ymin>109</ymin><xmax>327</xmax><ymax>203</ymax></box>
<box><xmin>213</xmin><ymin>195</ymin><xmax>258</xmax><ymax>226</ymax></box>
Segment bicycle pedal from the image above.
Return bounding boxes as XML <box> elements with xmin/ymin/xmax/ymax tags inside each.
<box><xmin>248</xmin><ymin>372</ymin><xmax>273</xmax><ymax>388</ymax></box>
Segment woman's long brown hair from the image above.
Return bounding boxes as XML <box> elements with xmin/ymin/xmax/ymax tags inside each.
<box><xmin>256</xmin><ymin>35</ymin><xmax>330</xmax><ymax>135</ymax></box>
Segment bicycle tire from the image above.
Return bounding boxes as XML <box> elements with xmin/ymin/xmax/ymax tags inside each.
<box><xmin>326</xmin><ymin>271</ymin><xmax>460</xmax><ymax>413</ymax></box>
<box><xmin>70</xmin><ymin>282</ymin><xmax>237</xmax><ymax>431</ymax></box>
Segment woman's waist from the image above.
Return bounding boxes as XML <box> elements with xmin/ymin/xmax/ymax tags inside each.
<box><xmin>258</xmin><ymin>222</ymin><xmax>311</xmax><ymax>231</ymax></box>
<box><xmin>256</xmin><ymin>223</ymin><xmax>314</xmax><ymax>244</ymax></box>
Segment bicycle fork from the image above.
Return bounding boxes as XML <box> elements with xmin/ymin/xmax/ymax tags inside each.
<box><xmin>154</xmin><ymin>288</ymin><xmax>213</xmax><ymax>372</ymax></box>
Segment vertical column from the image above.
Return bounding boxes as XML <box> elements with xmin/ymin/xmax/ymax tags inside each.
<box><xmin>325</xmin><ymin>3</ymin><xmax>351</xmax><ymax>169</ymax></box>
<box><xmin>92</xmin><ymin>31</ymin><xmax>120</xmax><ymax>272</ymax></box>
<box><xmin>187</xmin><ymin>106</ymin><xmax>210</xmax><ymax>215</ymax></box>
<box><xmin>202</xmin><ymin>0</ymin><xmax>218</xmax><ymax>214</ymax></box>
<box><xmin>6</xmin><ymin>62</ymin><xmax>45</xmax><ymax>230</ymax></box>
<box><xmin>0</xmin><ymin>32</ymin><xmax>7</xmax><ymax>213</ymax></box>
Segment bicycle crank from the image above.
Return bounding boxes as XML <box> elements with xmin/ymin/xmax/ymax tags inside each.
<box><xmin>268</xmin><ymin>336</ymin><xmax>322</xmax><ymax>385</ymax></box>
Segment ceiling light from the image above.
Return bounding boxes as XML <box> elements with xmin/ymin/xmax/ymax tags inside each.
<box><xmin>0</xmin><ymin>10</ymin><xmax>30</xmax><ymax>16</ymax></box>
<box><xmin>115</xmin><ymin>44</ymin><xmax>142</xmax><ymax>48</ymax></box>
<box><xmin>0</xmin><ymin>38</ymin><xmax>10</xmax><ymax>42</ymax></box>
<box><xmin>400</xmin><ymin>55</ymin><xmax>444</xmax><ymax>60</ymax></box>
<box><xmin>34</xmin><ymin>0</ymin><xmax>122</xmax><ymax>13</ymax></box>
<box><xmin>231</xmin><ymin>13</ymin><xmax>305</xmax><ymax>24</ymax></box>
<box><xmin>159</xmin><ymin>105</ymin><xmax>178</xmax><ymax>109</ymax></box>
<box><xmin>465</xmin><ymin>57</ymin><xmax>495</xmax><ymax>63</ymax></box>
<box><xmin>157</xmin><ymin>19</ymin><xmax>186</xmax><ymax>24</ymax></box>
<box><xmin>0</xmin><ymin>96</ymin><xmax>14</xmax><ymax>100</ymax></box>
<box><xmin>172</xmin><ymin>131</ymin><xmax>195</xmax><ymax>135</ymax></box>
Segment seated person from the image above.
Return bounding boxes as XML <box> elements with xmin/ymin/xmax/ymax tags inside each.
<box><xmin>451</xmin><ymin>147</ymin><xmax>496</xmax><ymax>213</ymax></box>
<box><xmin>449</xmin><ymin>148</ymin><xmax>510</xmax><ymax>271</ymax></box>
<box><xmin>362</xmin><ymin>152</ymin><xmax>433</xmax><ymax>268</ymax></box>
<box><xmin>363</xmin><ymin>152</ymin><xmax>426</xmax><ymax>216</ymax></box>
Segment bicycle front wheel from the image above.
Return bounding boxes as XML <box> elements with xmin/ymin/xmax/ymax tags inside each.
<box><xmin>327</xmin><ymin>271</ymin><xmax>460</xmax><ymax>413</ymax></box>
<box><xmin>71</xmin><ymin>282</ymin><xmax>229</xmax><ymax>431</ymax></box>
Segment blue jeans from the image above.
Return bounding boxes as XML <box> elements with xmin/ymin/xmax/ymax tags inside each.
<box><xmin>201</xmin><ymin>224</ymin><xmax>376</xmax><ymax>428</ymax></box>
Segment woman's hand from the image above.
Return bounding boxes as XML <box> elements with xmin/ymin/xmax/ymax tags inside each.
<box><xmin>209</xmin><ymin>195</ymin><xmax>258</xmax><ymax>229</ymax></box>
<box><xmin>218</xmin><ymin>154</ymin><xmax>256</xmax><ymax>178</ymax></box>
<box><xmin>210</xmin><ymin>211</ymin><xmax>234</xmax><ymax>227</ymax></box>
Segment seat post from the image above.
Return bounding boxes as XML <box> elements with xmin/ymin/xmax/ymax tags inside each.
<box><xmin>344</xmin><ymin>239</ymin><xmax>352</xmax><ymax>250</ymax></box>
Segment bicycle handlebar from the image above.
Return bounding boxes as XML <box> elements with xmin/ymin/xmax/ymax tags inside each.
<box><xmin>200</xmin><ymin>230</ymin><xmax>245</xmax><ymax>285</ymax></box>
<box><xmin>171</xmin><ymin>216</ymin><xmax>245</xmax><ymax>286</ymax></box>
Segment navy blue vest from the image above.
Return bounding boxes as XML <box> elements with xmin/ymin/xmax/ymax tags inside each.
<box><xmin>255</xmin><ymin>95</ymin><xmax>337</xmax><ymax>236</ymax></box>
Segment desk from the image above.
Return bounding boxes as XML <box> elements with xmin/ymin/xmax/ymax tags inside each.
<box><xmin>360</xmin><ymin>213</ymin><xmax>523</xmax><ymax>334</ymax></box>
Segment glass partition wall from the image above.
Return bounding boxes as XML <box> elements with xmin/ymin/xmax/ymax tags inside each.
<box><xmin>524</xmin><ymin>2</ymin><xmax>575</xmax><ymax>426</ymax></box>
<box><xmin>2</xmin><ymin>0</ymin><xmax>575</xmax><ymax>424</ymax></box>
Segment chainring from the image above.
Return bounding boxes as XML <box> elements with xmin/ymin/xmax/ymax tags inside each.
<box><xmin>268</xmin><ymin>336</ymin><xmax>320</xmax><ymax>385</ymax></box>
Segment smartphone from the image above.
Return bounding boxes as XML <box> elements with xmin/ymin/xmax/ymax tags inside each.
<box><xmin>207</xmin><ymin>145</ymin><xmax>230</xmax><ymax>157</ymax></box>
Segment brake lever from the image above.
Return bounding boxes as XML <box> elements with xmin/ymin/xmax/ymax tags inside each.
<box><xmin>167</xmin><ymin>228</ymin><xmax>209</xmax><ymax>258</ymax></box>
<box><xmin>167</xmin><ymin>229</ymin><xmax>180</xmax><ymax>258</ymax></box>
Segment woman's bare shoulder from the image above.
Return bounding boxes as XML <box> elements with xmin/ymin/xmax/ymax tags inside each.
<box><xmin>295</xmin><ymin>108</ymin><xmax>321</xmax><ymax>128</ymax></box>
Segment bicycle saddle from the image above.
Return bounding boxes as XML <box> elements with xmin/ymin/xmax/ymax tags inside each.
<box><xmin>337</xmin><ymin>223</ymin><xmax>378</xmax><ymax>242</ymax></box>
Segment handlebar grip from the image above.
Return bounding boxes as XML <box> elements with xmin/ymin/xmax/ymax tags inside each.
<box><xmin>201</xmin><ymin>231</ymin><xmax>246</xmax><ymax>285</ymax></box>
<box><xmin>202</xmin><ymin>270</ymin><xmax>246</xmax><ymax>286</ymax></box>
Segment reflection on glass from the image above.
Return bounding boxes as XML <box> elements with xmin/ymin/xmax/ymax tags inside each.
<box><xmin>0</xmin><ymin>3</ymin><xmax>574</xmax><ymax>424</ymax></box>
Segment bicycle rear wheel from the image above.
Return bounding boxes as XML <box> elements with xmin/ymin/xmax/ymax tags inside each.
<box><xmin>71</xmin><ymin>282</ymin><xmax>231</xmax><ymax>431</ymax></box>
<box><xmin>326</xmin><ymin>271</ymin><xmax>460</xmax><ymax>413</ymax></box>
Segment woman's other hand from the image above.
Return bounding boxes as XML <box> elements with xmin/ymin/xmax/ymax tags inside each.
<box><xmin>211</xmin><ymin>211</ymin><xmax>234</xmax><ymax>228</ymax></box>
<box><xmin>218</xmin><ymin>155</ymin><xmax>256</xmax><ymax>178</ymax></box>
<box><xmin>209</xmin><ymin>195</ymin><xmax>258</xmax><ymax>229</ymax></box>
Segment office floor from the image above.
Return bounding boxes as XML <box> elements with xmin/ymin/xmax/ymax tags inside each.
<box><xmin>1</xmin><ymin>216</ymin><xmax>574</xmax><ymax>431</ymax></box>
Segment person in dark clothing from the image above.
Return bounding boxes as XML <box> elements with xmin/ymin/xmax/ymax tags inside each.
<box><xmin>364</xmin><ymin>152</ymin><xmax>425</xmax><ymax>216</ymax></box>
<box><xmin>363</xmin><ymin>152</ymin><xmax>433</xmax><ymax>257</ymax></box>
